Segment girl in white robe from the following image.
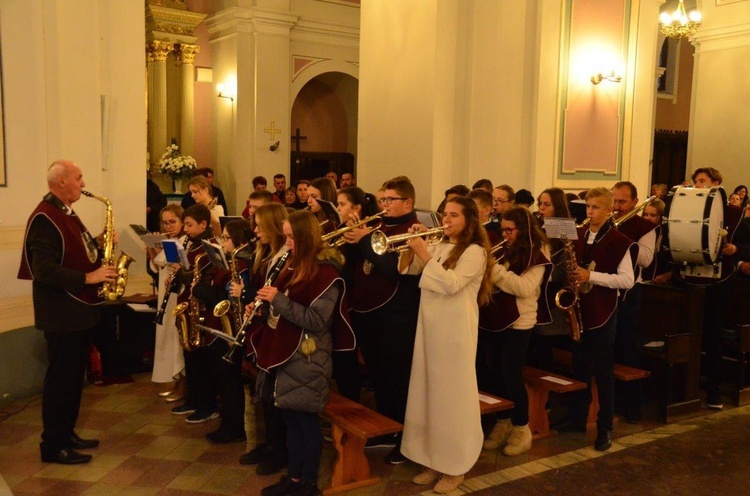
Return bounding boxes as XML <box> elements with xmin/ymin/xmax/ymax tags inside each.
<box><xmin>399</xmin><ymin>197</ymin><xmax>494</xmax><ymax>494</ymax></box>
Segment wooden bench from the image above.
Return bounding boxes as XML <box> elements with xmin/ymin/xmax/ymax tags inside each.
<box><xmin>320</xmin><ymin>391</ymin><xmax>512</xmax><ymax>495</ymax></box>
<box><xmin>721</xmin><ymin>324</ymin><xmax>750</xmax><ymax>406</ymax></box>
<box><xmin>640</xmin><ymin>333</ymin><xmax>694</xmax><ymax>422</ymax></box>
<box><xmin>522</xmin><ymin>366</ymin><xmax>586</xmax><ymax>439</ymax></box>
<box><xmin>552</xmin><ymin>348</ymin><xmax>650</xmax><ymax>428</ymax></box>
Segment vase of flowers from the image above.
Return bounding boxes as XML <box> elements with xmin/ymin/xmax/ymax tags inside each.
<box><xmin>158</xmin><ymin>142</ymin><xmax>197</xmax><ymax>192</ymax></box>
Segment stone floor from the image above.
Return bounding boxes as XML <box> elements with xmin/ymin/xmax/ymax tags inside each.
<box><xmin>0</xmin><ymin>373</ymin><xmax>747</xmax><ymax>495</ymax></box>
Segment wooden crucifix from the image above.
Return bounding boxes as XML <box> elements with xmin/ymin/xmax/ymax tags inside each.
<box><xmin>291</xmin><ymin>128</ymin><xmax>307</xmax><ymax>152</ymax></box>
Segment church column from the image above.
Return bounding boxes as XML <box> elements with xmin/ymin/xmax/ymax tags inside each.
<box><xmin>146</xmin><ymin>45</ymin><xmax>155</xmax><ymax>167</ymax></box>
<box><xmin>148</xmin><ymin>40</ymin><xmax>172</xmax><ymax>165</ymax></box>
<box><xmin>174</xmin><ymin>43</ymin><xmax>200</xmax><ymax>157</ymax></box>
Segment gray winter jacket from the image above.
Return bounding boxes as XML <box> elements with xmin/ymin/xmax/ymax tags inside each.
<box><xmin>270</xmin><ymin>279</ymin><xmax>341</xmax><ymax>413</ymax></box>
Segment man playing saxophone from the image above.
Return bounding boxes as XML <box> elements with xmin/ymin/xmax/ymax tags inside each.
<box><xmin>18</xmin><ymin>160</ymin><xmax>118</xmax><ymax>465</ymax></box>
<box><xmin>553</xmin><ymin>187</ymin><xmax>637</xmax><ymax>452</ymax></box>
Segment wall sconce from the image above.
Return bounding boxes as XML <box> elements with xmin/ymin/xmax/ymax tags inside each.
<box><xmin>591</xmin><ymin>71</ymin><xmax>623</xmax><ymax>85</ymax></box>
<box><xmin>217</xmin><ymin>83</ymin><xmax>235</xmax><ymax>101</ymax></box>
<box><xmin>269</xmin><ymin>141</ymin><xmax>280</xmax><ymax>152</ymax></box>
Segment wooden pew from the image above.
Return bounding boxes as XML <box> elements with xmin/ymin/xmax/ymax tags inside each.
<box><xmin>639</xmin><ymin>282</ymin><xmax>705</xmax><ymax>422</ymax></box>
<box><xmin>552</xmin><ymin>348</ymin><xmax>650</xmax><ymax>428</ymax></box>
<box><xmin>320</xmin><ymin>391</ymin><xmax>512</xmax><ymax>495</ymax></box>
<box><xmin>522</xmin><ymin>366</ymin><xmax>586</xmax><ymax>439</ymax></box>
<box><xmin>721</xmin><ymin>324</ymin><xmax>750</xmax><ymax>406</ymax></box>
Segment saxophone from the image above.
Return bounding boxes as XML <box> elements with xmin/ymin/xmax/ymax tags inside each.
<box><xmin>554</xmin><ymin>237</ymin><xmax>584</xmax><ymax>342</ymax></box>
<box><xmin>81</xmin><ymin>191</ymin><xmax>135</xmax><ymax>301</ymax></box>
<box><xmin>173</xmin><ymin>253</ymin><xmax>207</xmax><ymax>350</ymax></box>
<box><xmin>204</xmin><ymin>243</ymin><xmax>250</xmax><ymax>342</ymax></box>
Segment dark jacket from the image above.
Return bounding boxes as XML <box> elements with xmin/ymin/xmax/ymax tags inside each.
<box><xmin>18</xmin><ymin>194</ymin><xmax>101</xmax><ymax>332</ymax></box>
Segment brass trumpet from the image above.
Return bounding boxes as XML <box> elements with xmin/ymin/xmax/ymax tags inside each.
<box><xmin>371</xmin><ymin>226</ymin><xmax>445</xmax><ymax>255</ymax></box>
<box><xmin>322</xmin><ymin>211</ymin><xmax>385</xmax><ymax>247</ymax></box>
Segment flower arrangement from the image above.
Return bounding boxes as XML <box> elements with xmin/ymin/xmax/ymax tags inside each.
<box><xmin>158</xmin><ymin>143</ymin><xmax>197</xmax><ymax>180</ymax></box>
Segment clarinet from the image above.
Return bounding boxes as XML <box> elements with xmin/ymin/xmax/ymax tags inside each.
<box><xmin>154</xmin><ymin>271</ymin><xmax>181</xmax><ymax>325</ymax></box>
<box><xmin>222</xmin><ymin>250</ymin><xmax>291</xmax><ymax>364</ymax></box>
<box><xmin>153</xmin><ymin>236</ymin><xmax>189</xmax><ymax>325</ymax></box>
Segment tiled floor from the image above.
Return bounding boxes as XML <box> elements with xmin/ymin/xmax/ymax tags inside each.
<box><xmin>0</xmin><ymin>373</ymin><xmax>747</xmax><ymax>495</ymax></box>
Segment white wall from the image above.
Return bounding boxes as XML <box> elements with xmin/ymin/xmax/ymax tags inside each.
<box><xmin>689</xmin><ymin>2</ymin><xmax>750</xmax><ymax>190</ymax></box>
<box><xmin>0</xmin><ymin>0</ymin><xmax>147</xmax><ymax>333</ymax></box>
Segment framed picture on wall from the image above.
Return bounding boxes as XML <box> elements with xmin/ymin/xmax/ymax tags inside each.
<box><xmin>0</xmin><ymin>10</ymin><xmax>6</xmax><ymax>187</ymax></box>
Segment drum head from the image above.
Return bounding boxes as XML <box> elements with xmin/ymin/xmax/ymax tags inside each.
<box><xmin>663</xmin><ymin>186</ymin><xmax>725</xmax><ymax>265</ymax></box>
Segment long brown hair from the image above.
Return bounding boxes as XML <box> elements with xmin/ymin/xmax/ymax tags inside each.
<box><xmin>253</xmin><ymin>203</ymin><xmax>288</xmax><ymax>274</ymax></box>
<box><xmin>502</xmin><ymin>205</ymin><xmax>549</xmax><ymax>272</ymax></box>
<box><xmin>442</xmin><ymin>197</ymin><xmax>494</xmax><ymax>307</ymax></box>
<box><xmin>287</xmin><ymin>210</ymin><xmax>344</xmax><ymax>286</ymax></box>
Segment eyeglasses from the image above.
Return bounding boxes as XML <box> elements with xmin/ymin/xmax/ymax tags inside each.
<box><xmin>379</xmin><ymin>197</ymin><xmax>407</xmax><ymax>205</ymax></box>
<box><xmin>218</xmin><ymin>234</ymin><xmax>229</xmax><ymax>242</ymax></box>
<box><xmin>501</xmin><ymin>227</ymin><xmax>518</xmax><ymax>235</ymax></box>
<box><xmin>162</xmin><ymin>220</ymin><xmax>179</xmax><ymax>226</ymax></box>
<box><xmin>493</xmin><ymin>199</ymin><xmax>511</xmax><ymax>205</ymax></box>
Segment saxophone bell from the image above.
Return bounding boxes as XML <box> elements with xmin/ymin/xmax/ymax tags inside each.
<box><xmin>81</xmin><ymin>190</ymin><xmax>134</xmax><ymax>301</ymax></box>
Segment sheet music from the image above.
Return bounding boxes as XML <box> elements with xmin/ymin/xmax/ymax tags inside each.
<box><xmin>541</xmin><ymin>375</ymin><xmax>573</xmax><ymax>386</ymax></box>
<box><xmin>478</xmin><ymin>393</ymin><xmax>501</xmax><ymax>405</ymax></box>
<box><xmin>140</xmin><ymin>233</ymin><xmax>168</xmax><ymax>249</ymax></box>
<box><xmin>543</xmin><ymin>217</ymin><xmax>578</xmax><ymax>240</ymax></box>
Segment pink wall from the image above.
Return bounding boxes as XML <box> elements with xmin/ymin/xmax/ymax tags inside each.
<box><xmin>561</xmin><ymin>0</ymin><xmax>627</xmax><ymax>175</ymax></box>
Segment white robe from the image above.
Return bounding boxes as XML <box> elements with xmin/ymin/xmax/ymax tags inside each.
<box><xmin>400</xmin><ymin>242</ymin><xmax>485</xmax><ymax>476</ymax></box>
<box><xmin>150</xmin><ymin>247</ymin><xmax>185</xmax><ymax>383</ymax></box>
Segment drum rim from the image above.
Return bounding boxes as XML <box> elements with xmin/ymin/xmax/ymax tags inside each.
<box><xmin>663</xmin><ymin>185</ymin><xmax>727</xmax><ymax>266</ymax></box>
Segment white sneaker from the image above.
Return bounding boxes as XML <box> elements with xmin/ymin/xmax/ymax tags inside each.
<box><xmin>483</xmin><ymin>418</ymin><xmax>512</xmax><ymax>450</ymax></box>
<box><xmin>503</xmin><ymin>424</ymin><xmax>532</xmax><ymax>456</ymax></box>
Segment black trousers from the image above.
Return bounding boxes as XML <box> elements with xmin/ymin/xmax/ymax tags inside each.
<box><xmin>703</xmin><ymin>281</ymin><xmax>729</xmax><ymax>393</ymax></box>
<box><xmin>353</xmin><ymin>311</ymin><xmax>416</xmax><ymax>424</ymax></box>
<box><xmin>614</xmin><ymin>285</ymin><xmax>642</xmax><ymax>413</ymax></box>
<box><xmin>184</xmin><ymin>347</ymin><xmax>217</xmax><ymax>411</ymax></box>
<box><xmin>331</xmin><ymin>349</ymin><xmax>362</xmax><ymax>402</ymax></box>
<box><xmin>41</xmin><ymin>328</ymin><xmax>91</xmax><ymax>452</ymax></box>
<box><xmin>570</xmin><ymin>314</ymin><xmax>617</xmax><ymax>431</ymax></box>
<box><xmin>481</xmin><ymin>329</ymin><xmax>532</xmax><ymax>426</ymax></box>
<box><xmin>208</xmin><ymin>339</ymin><xmax>245</xmax><ymax>433</ymax></box>
<box><xmin>282</xmin><ymin>409</ymin><xmax>322</xmax><ymax>485</ymax></box>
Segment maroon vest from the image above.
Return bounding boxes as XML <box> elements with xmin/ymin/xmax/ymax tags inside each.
<box><xmin>575</xmin><ymin>225</ymin><xmax>637</xmax><ymax>330</ymax></box>
<box><xmin>350</xmin><ymin>216</ymin><xmax>419</xmax><ymax>312</ymax></box>
<box><xmin>18</xmin><ymin>198</ymin><xmax>101</xmax><ymax>305</ymax></box>
<box><xmin>478</xmin><ymin>249</ymin><xmax>552</xmax><ymax>331</ymax></box>
<box><xmin>251</xmin><ymin>262</ymin><xmax>354</xmax><ymax>371</ymax></box>
<box><xmin>617</xmin><ymin>214</ymin><xmax>657</xmax><ymax>279</ymax></box>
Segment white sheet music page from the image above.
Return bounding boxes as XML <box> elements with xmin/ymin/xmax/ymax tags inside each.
<box><xmin>543</xmin><ymin>217</ymin><xmax>578</xmax><ymax>240</ymax></box>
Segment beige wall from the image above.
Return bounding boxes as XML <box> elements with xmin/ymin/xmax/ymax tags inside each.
<box><xmin>688</xmin><ymin>1</ymin><xmax>750</xmax><ymax>190</ymax></box>
<box><xmin>655</xmin><ymin>38</ymin><xmax>694</xmax><ymax>132</ymax></box>
<box><xmin>0</xmin><ymin>0</ymin><xmax>147</xmax><ymax>333</ymax></box>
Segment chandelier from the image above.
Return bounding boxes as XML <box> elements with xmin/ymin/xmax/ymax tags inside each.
<box><xmin>659</xmin><ymin>0</ymin><xmax>702</xmax><ymax>39</ymax></box>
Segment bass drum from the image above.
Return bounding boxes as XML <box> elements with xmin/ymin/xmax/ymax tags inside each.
<box><xmin>663</xmin><ymin>185</ymin><xmax>726</xmax><ymax>265</ymax></box>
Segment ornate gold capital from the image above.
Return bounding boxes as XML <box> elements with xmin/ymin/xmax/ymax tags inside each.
<box><xmin>174</xmin><ymin>44</ymin><xmax>200</xmax><ymax>65</ymax></box>
<box><xmin>148</xmin><ymin>40</ymin><xmax>173</xmax><ymax>62</ymax></box>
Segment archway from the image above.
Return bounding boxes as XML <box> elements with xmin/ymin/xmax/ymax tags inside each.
<box><xmin>290</xmin><ymin>72</ymin><xmax>359</xmax><ymax>183</ymax></box>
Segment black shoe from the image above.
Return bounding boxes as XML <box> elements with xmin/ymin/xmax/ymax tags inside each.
<box><xmin>365</xmin><ymin>433</ymin><xmax>397</xmax><ymax>449</ymax></box>
<box><xmin>288</xmin><ymin>480</ymin><xmax>320</xmax><ymax>496</ymax></box>
<box><xmin>261</xmin><ymin>476</ymin><xmax>300</xmax><ymax>496</ymax></box>
<box><xmin>240</xmin><ymin>444</ymin><xmax>270</xmax><ymax>465</ymax></box>
<box><xmin>41</xmin><ymin>448</ymin><xmax>93</xmax><ymax>465</ymax></box>
<box><xmin>256</xmin><ymin>450</ymin><xmax>288</xmax><ymax>476</ymax></box>
<box><xmin>185</xmin><ymin>409</ymin><xmax>220</xmax><ymax>424</ymax></box>
<box><xmin>384</xmin><ymin>446</ymin><xmax>407</xmax><ymax>465</ymax></box>
<box><xmin>171</xmin><ymin>404</ymin><xmax>197</xmax><ymax>415</ymax></box>
<box><xmin>707</xmin><ymin>390</ymin><xmax>723</xmax><ymax>410</ymax></box>
<box><xmin>206</xmin><ymin>429</ymin><xmax>246</xmax><ymax>444</ymax></box>
<box><xmin>594</xmin><ymin>429</ymin><xmax>612</xmax><ymax>451</ymax></box>
<box><xmin>68</xmin><ymin>432</ymin><xmax>100</xmax><ymax>449</ymax></box>
<box><xmin>552</xmin><ymin>418</ymin><xmax>586</xmax><ymax>433</ymax></box>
